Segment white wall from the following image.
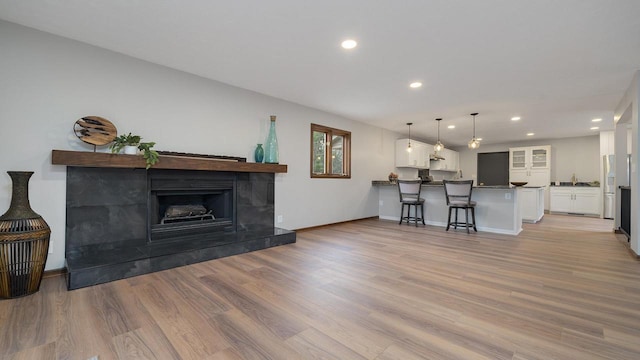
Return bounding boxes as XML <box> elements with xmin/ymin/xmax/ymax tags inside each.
<box><xmin>614</xmin><ymin>71</ymin><xmax>639</xmax><ymax>254</ymax></box>
<box><xmin>0</xmin><ymin>21</ymin><xmax>397</xmax><ymax>270</ymax></box>
<box><xmin>455</xmin><ymin>136</ymin><xmax>601</xmax><ymax>184</ymax></box>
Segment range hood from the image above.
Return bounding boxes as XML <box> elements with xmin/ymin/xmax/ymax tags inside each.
<box><xmin>430</xmin><ymin>153</ymin><xmax>446</xmax><ymax>160</ymax></box>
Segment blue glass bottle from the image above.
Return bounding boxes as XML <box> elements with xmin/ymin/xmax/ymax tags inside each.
<box><xmin>264</xmin><ymin>115</ymin><xmax>279</xmax><ymax>164</ymax></box>
<box><xmin>254</xmin><ymin>144</ymin><xmax>264</xmax><ymax>163</ymax></box>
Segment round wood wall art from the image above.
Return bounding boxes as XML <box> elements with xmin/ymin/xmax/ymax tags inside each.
<box><xmin>74</xmin><ymin>116</ymin><xmax>117</xmax><ymax>146</ymax></box>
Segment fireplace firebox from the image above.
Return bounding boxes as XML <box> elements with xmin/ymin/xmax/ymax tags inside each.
<box><xmin>149</xmin><ymin>172</ymin><xmax>235</xmax><ymax>241</ymax></box>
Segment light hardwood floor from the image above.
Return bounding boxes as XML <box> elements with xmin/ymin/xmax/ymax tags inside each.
<box><xmin>1</xmin><ymin>214</ymin><xmax>639</xmax><ymax>360</ymax></box>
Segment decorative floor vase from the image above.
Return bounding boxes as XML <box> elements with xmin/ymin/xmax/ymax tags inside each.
<box><xmin>254</xmin><ymin>143</ymin><xmax>264</xmax><ymax>163</ymax></box>
<box><xmin>264</xmin><ymin>115</ymin><xmax>279</xmax><ymax>164</ymax></box>
<box><xmin>0</xmin><ymin>171</ymin><xmax>50</xmax><ymax>299</ymax></box>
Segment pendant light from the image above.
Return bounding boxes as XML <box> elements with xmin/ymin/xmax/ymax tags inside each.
<box><xmin>468</xmin><ymin>112</ymin><xmax>480</xmax><ymax>149</ymax></box>
<box><xmin>434</xmin><ymin>118</ymin><xmax>444</xmax><ymax>152</ymax></box>
<box><xmin>406</xmin><ymin>122</ymin><xmax>413</xmax><ymax>152</ymax></box>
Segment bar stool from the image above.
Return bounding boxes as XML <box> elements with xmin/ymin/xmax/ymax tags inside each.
<box><xmin>397</xmin><ymin>180</ymin><xmax>425</xmax><ymax>227</ymax></box>
<box><xmin>443</xmin><ymin>179</ymin><xmax>477</xmax><ymax>233</ymax></box>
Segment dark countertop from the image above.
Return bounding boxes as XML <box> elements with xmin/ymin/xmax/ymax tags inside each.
<box><xmin>372</xmin><ymin>180</ymin><xmax>515</xmax><ymax>189</ymax></box>
<box><xmin>619</xmin><ymin>186</ymin><xmax>631</xmax><ymax>190</ymax></box>
<box><xmin>550</xmin><ymin>182</ymin><xmax>600</xmax><ymax>187</ymax></box>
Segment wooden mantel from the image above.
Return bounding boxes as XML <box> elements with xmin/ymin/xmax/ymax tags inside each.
<box><xmin>51</xmin><ymin>150</ymin><xmax>288</xmax><ymax>173</ymax></box>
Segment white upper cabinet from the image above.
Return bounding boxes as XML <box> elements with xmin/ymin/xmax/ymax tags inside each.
<box><xmin>509</xmin><ymin>145</ymin><xmax>550</xmax><ymax>170</ymax></box>
<box><xmin>395</xmin><ymin>139</ymin><xmax>430</xmax><ymax>169</ymax></box>
<box><xmin>430</xmin><ymin>148</ymin><xmax>459</xmax><ymax>172</ymax></box>
<box><xmin>509</xmin><ymin>145</ymin><xmax>551</xmax><ymax>187</ymax></box>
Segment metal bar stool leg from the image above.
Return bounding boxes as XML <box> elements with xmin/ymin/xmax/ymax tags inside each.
<box><xmin>454</xmin><ymin>208</ymin><xmax>459</xmax><ymax>229</ymax></box>
<box><xmin>471</xmin><ymin>207</ymin><xmax>477</xmax><ymax>231</ymax></box>
<box><xmin>465</xmin><ymin>207</ymin><xmax>470</xmax><ymax>234</ymax></box>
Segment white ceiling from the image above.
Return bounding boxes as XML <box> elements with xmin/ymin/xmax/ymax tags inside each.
<box><xmin>1</xmin><ymin>0</ymin><xmax>640</xmax><ymax>146</ymax></box>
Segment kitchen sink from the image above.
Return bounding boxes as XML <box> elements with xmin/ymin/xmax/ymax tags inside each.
<box><xmin>556</xmin><ymin>181</ymin><xmax>597</xmax><ymax>187</ymax></box>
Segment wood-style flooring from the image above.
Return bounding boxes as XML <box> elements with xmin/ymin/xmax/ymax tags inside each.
<box><xmin>1</xmin><ymin>214</ymin><xmax>639</xmax><ymax>359</ymax></box>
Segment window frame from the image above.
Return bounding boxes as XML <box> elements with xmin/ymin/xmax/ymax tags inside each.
<box><xmin>310</xmin><ymin>123</ymin><xmax>351</xmax><ymax>179</ymax></box>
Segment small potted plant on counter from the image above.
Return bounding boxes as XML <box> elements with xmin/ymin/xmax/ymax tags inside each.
<box><xmin>110</xmin><ymin>132</ymin><xmax>159</xmax><ymax>169</ymax></box>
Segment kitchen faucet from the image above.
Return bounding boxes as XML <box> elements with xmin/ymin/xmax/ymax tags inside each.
<box><xmin>571</xmin><ymin>173</ymin><xmax>577</xmax><ymax>186</ymax></box>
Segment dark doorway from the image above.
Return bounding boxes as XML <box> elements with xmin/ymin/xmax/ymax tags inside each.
<box><xmin>477</xmin><ymin>151</ymin><xmax>509</xmax><ymax>186</ymax></box>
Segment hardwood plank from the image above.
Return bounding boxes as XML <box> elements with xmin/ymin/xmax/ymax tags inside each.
<box><xmin>54</xmin><ymin>286</ymin><xmax>119</xmax><ymax>360</ymax></box>
<box><xmin>284</xmin><ymin>327</ymin><xmax>367</xmax><ymax>360</ymax></box>
<box><xmin>133</xmin><ymin>274</ymin><xmax>230</xmax><ymax>359</ymax></box>
<box><xmin>207</xmin><ymin>348</ymin><xmax>245</xmax><ymax>360</ymax></box>
<box><xmin>198</xmin><ymin>272</ymin><xmax>309</xmax><ymax>340</ymax></box>
<box><xmin>155</xmin><ymin>266</ymin><xmax>231</xmax><ymax>317</ymax></box>
<box><xmin>5</xmin><ymin>341</ymin><xmax>56</xmax><ymax>360</ymax></box>
<box><xmin>239</xmin><ymin>269</ymin><xmax>394</xmax><ymax>359</ymax></box>
<box><xmin>208</xmin><ymin>309</ymin><xmax>302</xmax><ymax>360</ymax></box>
<box><xmin>0</xmin><ymin>277</ymin><xmax>58</xmax><ymax>357</ymax></box>
<box><xmin>111</xmin><ymin>324</ymin><xmax>181</xmax><ymax>360</ymax></box>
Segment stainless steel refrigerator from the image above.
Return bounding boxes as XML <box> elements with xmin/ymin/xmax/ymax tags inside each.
<box><xmin>603</xmin><ymin>155</ymin><xmax>615</xmax><ymax>219</ymax></box>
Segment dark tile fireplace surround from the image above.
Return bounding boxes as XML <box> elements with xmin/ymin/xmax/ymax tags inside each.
<box><xmin>63</xmin><ymin>165</ymin><xmax>295</xmax><ymax>290</ymax></box>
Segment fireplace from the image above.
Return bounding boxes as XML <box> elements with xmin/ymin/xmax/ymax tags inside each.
<box><xmin>149</xmin><ymin>171</ymin><xmax>235</xmax><ymax>241</ymax></box>
<box><xmin>62</xmin><ymin>165</ymin><xmax>295</xmax><ymax>290</ymax></box>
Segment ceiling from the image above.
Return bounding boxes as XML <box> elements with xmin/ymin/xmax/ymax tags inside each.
<box><xmin>1</xmin><ymin>0</ymin><xmax>640</xmax><ymax>146</ymax></box>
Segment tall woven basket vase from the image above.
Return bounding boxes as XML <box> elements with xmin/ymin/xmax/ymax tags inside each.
<box><xmin>0</xmin><ymin>171</ymin><xmax>50</xmax><ymax>299</ymax></box>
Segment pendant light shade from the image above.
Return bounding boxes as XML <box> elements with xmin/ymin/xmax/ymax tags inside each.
<box><xmin>406</xmin><ymin>122</ymin><xmax>413</xmax><ymax>152</ymax></box>
<box><xmin>468</xmin><ymin>113</ymin><xmax>480</xmax><ymax>149</ymax></box>
<box><xmin>434</xmin><ymin>118</ymin><xmax>444</xmax><ymax>152</ymax></box>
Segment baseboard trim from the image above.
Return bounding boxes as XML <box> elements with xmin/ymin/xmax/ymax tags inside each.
<box><xmin>43</xmin><ymin>268</ymin><xmax>67</xmax><ymax>279</ymax></box>
<box><xmin>295</xmin><ymin>216</ymin><xmax>379</xmax><ymax>232</ymax></box>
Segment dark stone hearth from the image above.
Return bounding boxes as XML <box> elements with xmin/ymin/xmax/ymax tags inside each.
<box><xmin>66</xmin><ymin>227</ymin><xmax>295</xmax><ymax>289</ymax></box>
<box><xmin>65</xmin><ymin>167</ymin><xmax>295</xmax><ymax>290</ymax></box>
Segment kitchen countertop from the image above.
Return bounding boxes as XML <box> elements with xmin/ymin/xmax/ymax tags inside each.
<box><xmin>549</xmin><ymin>182</ymin><xmax>600</xmax><ymax>187</ymax></box>
<box><xmin>371</xmin><ymin>180</ymin><xmax>531</xmax><ymax>189</ymax></box>
<box><xmin>619</xmin><ymin>186</ymin><xmax>631</xmax><ymax>190</ymax></box>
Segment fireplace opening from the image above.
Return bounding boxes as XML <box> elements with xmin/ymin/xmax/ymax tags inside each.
<box><xmin>148</xmin><ymin>173</ymin><xmax>236</xmax><ymax>242</ymax></box>
<box><xmin>161</xmin><ymin>204</ymin><xmax>213</xmax><ymax>224</ymax></box>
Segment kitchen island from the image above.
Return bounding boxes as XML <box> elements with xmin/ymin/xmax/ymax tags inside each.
<box><xmin>374</xmin><ymin>181</ymin><xmax>522</xmax><ymax>235</ymax></box>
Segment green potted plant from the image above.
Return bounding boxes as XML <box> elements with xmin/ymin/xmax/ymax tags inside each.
<box><xmin>110</xmin><ymin>132</ymin><xmax>159</xmax><ymax>169</ymax></box>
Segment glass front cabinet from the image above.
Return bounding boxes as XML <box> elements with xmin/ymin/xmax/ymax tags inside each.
<box><xmin>509</xmin><ymin>145</ymin><xmax>550</xmax><ymax>170</ymax></box>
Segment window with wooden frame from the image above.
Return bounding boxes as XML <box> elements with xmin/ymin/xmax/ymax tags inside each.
<box><xmin>310</xmin><ymin>123</ymin><xmax>351</xmax><ymax>178</ymax></box>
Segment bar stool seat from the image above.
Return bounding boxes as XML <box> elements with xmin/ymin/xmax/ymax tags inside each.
<box><xmin>443</xmin><ymin>180</ymin><xmax>477</xmax><ymax>233</ymax></box>
<box><xmin>397</xmin><ymin>180</ymin><xmax>425</xmax><ymax>227</ymax></box>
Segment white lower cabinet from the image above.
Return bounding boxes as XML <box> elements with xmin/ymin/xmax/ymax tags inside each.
<box><xmin>518</xmin><ymin>187</ymin><xmax>544</xmax><ymax>223</ymax></box>
<box><xmin>549</xmin><ymin>187</ymin><xmax>600</xmax><ymax>215</ymax></box>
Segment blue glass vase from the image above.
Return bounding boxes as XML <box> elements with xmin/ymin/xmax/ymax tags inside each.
<box><xmin>254</xmin><ymin>143</ymin><xmax>264</xmax><ymax>163</ymax></box>
<box><xmin>264</xmin><ymin>115</ymin><xmax>279</xmax><ymax>164</ymax></box>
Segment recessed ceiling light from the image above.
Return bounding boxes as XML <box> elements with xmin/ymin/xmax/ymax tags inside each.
<box><xmin>590</xmin><ymin>126</ymin><xmax>600</xmax><ymax>130</ymax></box>
<box><xmin>526</xmin><ymin>133</ymin><xmax>534</xmax><ymax>136</ymax></box>
<box><xmin>447</xmin><ymin>125</ymin><xmax>455</xmax><ymax>129</ymax></box>
<box><xmin>476</xmin><ymin>138</ymin><xmax>483</xmax><ymax>141</ymax></box>
<box><xmin>341</xmin><ymin>39</ymin><xmax>357</xmax><ymax>49</ymax></box>
<box><xmin>409</xmin><ymin>82</ymin><xmax>422</xmax><ymax>89</ymax></box>
<box><xmin>511</xmin><ymin>117</ymin><xmax>521</xmax><ymax>121</ymax></box>
<box><xmin>592</xmin><ymin>118</ymin><xmax>602</xmax><ymax>122</ymax></box>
